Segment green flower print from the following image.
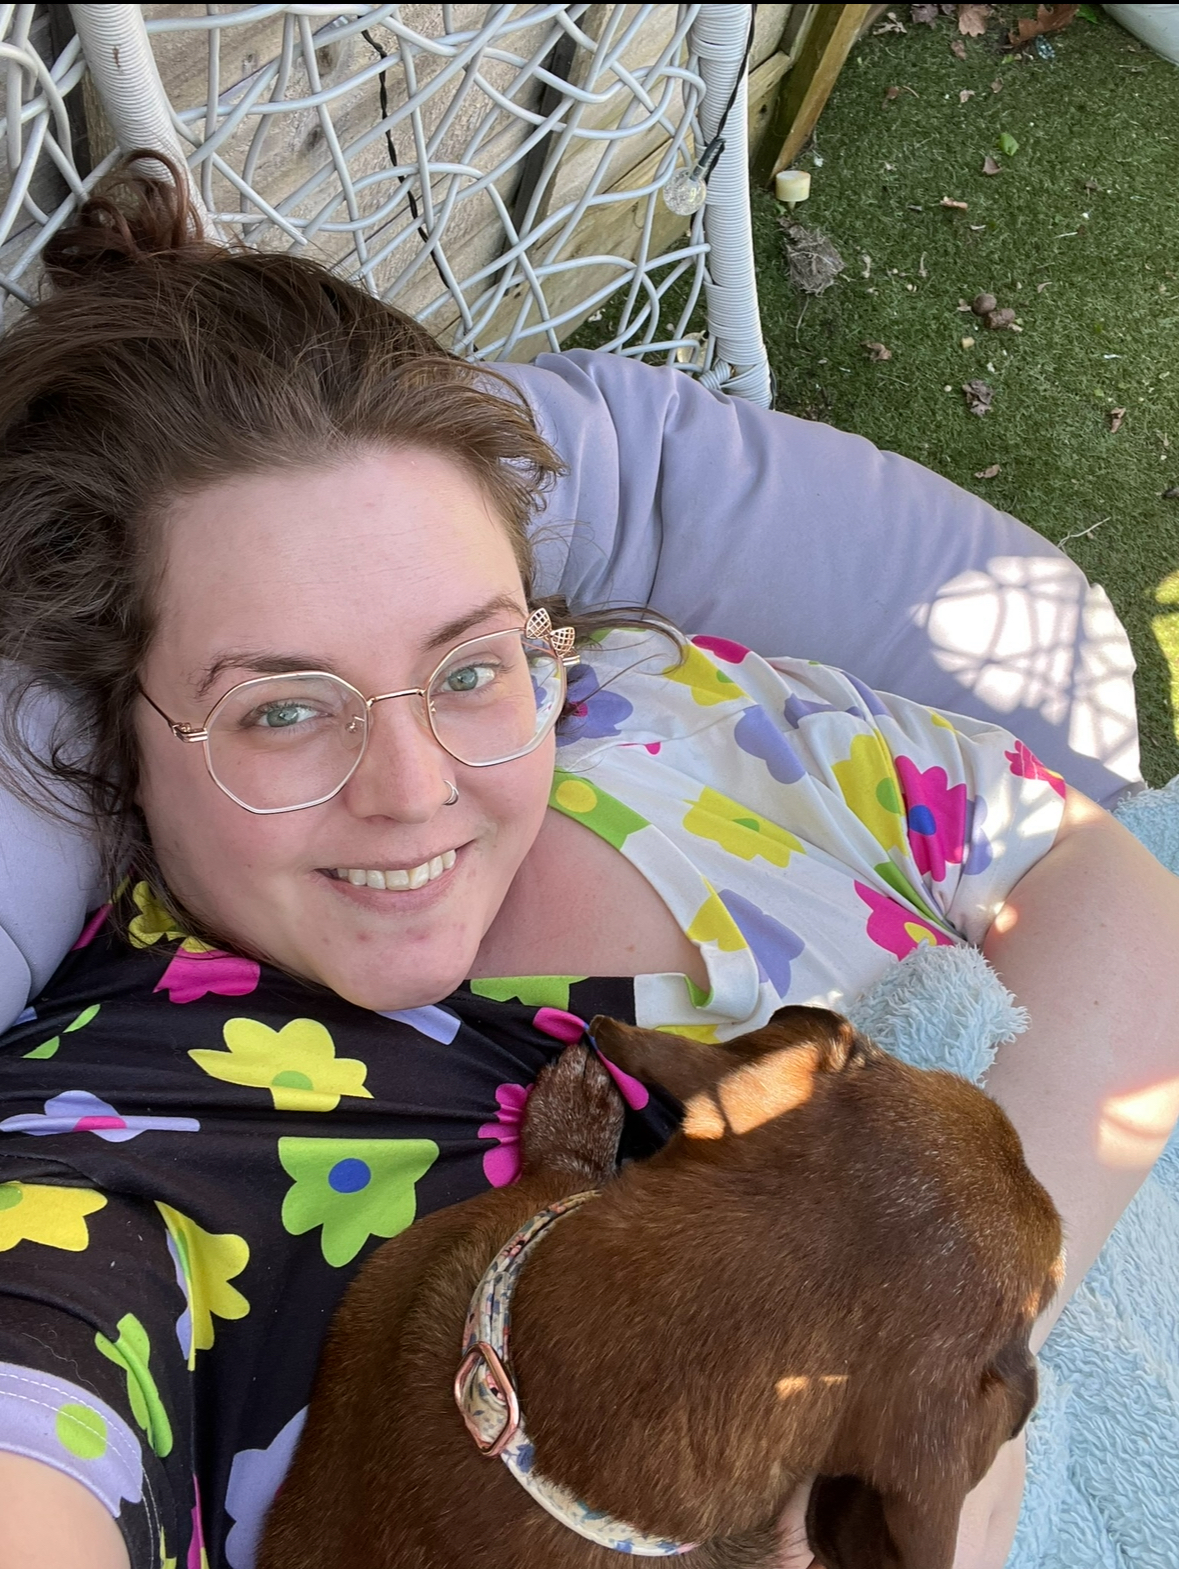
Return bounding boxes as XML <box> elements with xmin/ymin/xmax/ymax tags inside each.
<box><xmin>190</xmin><ymin>1017</ymin><xmax>373</xmax><ymax>1112</ymax></box>
<box><xmin>23</xmin><ymin>1003</ymin><xmax>101</xmax><ymax>1061</ymax></box>
<box><xmin>95</xmin><ymin>1313</ymin><xmax>173</xmax><ymax>1457</ymax></box>
<box><xmin>469</xmin><ymin>975</ymin><xmax>586</xmax><ymax>1010</ymax></box>
<box><xmin>278</xmin><ymin>1137</ymin><xmax>439</xmax><ymax>1267</ymax></box>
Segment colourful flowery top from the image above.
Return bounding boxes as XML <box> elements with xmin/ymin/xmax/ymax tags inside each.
<box><xmin>0</xmin><ymin>632</ymin><xmax>1066</xmax><ymax>1569</ymax></box>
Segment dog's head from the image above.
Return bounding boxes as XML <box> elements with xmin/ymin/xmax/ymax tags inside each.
<box><xmin>591</xmin><ymin>1007</ymin><xmax>1063</xmax><ymax>1569</ymax></box>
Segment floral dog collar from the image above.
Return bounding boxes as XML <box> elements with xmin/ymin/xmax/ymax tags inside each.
<box><xmin>454</xmin><ymin>1191</ymin><xmax>697</xmax><ymax>1556</ymax></box>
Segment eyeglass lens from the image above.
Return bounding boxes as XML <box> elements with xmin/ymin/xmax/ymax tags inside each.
<box><xmin>202</xmin><ymin>629</ymin><xmax>564</xmax><ymax>812</ymax></box>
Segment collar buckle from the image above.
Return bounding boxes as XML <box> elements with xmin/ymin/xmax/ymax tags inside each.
<box><xmin>454</xmin><ymin>1338</ymin><xmax>520</xmax><ymax>1458</ymax></box>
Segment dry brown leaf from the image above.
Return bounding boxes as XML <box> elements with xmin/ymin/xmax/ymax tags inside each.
<box><xmin>1009</xmin><ymin>3</ymin><xmax>1080</xmax><ymax>47</ymax></box>
<box><xmin>911</xmin><ymin>2</ymin><xmax>940</xmax><ymax>23</ymax></box>
<box><xmin>883</xmin><ymin>85</ymin><xmax>901</xmax><ymax>105</ymax></box>
<box><xmin>991</xmin><ymin>76</ymin><xmax>1003</xmax><ymax>92</ymax></box>
<box><xmin>957</xmin><ymin>298</ymin><xmax>974</xmax><ymax>311</ymax></box>
<box><xmin>960</xmin><ymin>88</ymin><xmax>976</xmax><ymax>103</ymax></box>
<box><xmin>875</xmin><ymin>11</ymin><xmax>908</xmax><ymax>32</ymax></box>
<box><xmin>1036</xmin><ymin>280</ymin><xmax>1051</xmax><ymax>292</ymax></box>
<box><xmin>950</xmin><ymin>37</ymin><xmax>967</xmax><ymax>59</ymax></box>
<box><xmin>963</xmin><ymin>379</ymin><xmax>994</xmax><ymax>416</ymax></box>
<box><xmin>975</xmin><ymin>463</ymin><xmax>1001</xmax><ymax>478</ymax></box>
<box><xmin>1109</xmin><ymin>408</ymin><xmax>1126</xmax><ymax>434</ymax></box>
<box><xmin>982</xmin><ymin>154</ymin><xmax>1002</xmax><ymax>175</ymax></box>
<box><xmin>941</xmin><ymin>197</ymin><xmax>969</xmax><ymax>210</ymax></box>
<box><xmin>1163</xmin><ymin>487</ymin><xmax>1179</xmax><ymax>500</ymax></box>
<box><xmin>985</xmin><ymin>307</ymin><xmax>1017</xmax><ymax>330</ymax></box>
<box><xmin>864</xmin><ymin>341</ymin><xmax>893</xmax><ymax>362</ymax></box>
<box><xmin>957</xmin><ymin>3</ymin><xmax>992</xmax><ymax>36</ymax></box>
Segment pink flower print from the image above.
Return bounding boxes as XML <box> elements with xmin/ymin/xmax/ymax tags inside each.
<box><xmin>71</xmin><ymin>906</ymin><xmax>112</xmax><ymax>950</ymax></box>
<box><xmin>533</xmin><ymin>1009</ymin><xmax>650</xmax><ymax>1109</ymax></box>
<box><xmin>1005</xmin><ymin>740</ymin><xmax>1067</xmax><ymax>798</ymax></box>
<box><xmin>479</xmin><ymin>1083</ymin><xmax>531</xmax><ymax>1187</ymax></box>
<box><xmin>532</xmin><ymin>1008</ymin><xmax>587</xmax><ymax>1044</ymax></box>
<box><xmin>189</xmin><ymin>1473</ymin><xmax>209</xmax><ymax>1569</ymax></box>
<box><xmin>690</xmin><ymin>635</ymin><xmax>750</xmax><ymax>664</ymax></box>
<box><xmin>855</xmin><ymin>881</ymin><xmax>955</xmax><ymax>961</ymax></box>
<box><xmin>895</xmin><ymin>756</ymin><xmax>968</xmax><ymax>884</ymax></box>
<box><xmin>155</xmin><ymin>943</ymin><xmax>261</xmax><ymax>1005</ymax></box>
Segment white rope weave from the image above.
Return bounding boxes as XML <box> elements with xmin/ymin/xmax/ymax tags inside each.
<box><xmin>2</xmin><ymin>4</ymin><xmax>770</xmax><ymax>402</ymax></box>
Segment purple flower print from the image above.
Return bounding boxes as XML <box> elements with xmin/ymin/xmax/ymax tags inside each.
<box><xmin>479</xmin><ymin>1083</ymin><xmax>531</xmax><ymax>1187</ymax></box>
<box><xmin>895</xmin><ymin>756</ymin><xmax>970</xmax><ymax>884</ymax></box>
<box><xmin>225</xmin><ymin>1407</ymin><xmax>307</xmax><ymax>1569</ymax></box>
<box><xmin>155</xmin><ymin>946</ymin><xmax>261</xmax><ymax>1005</ymax></box>
<box><xmin>963</xmin><ymin>793</ymin><xmax>993</xmax><ymax>876</ymax></box>
<box><xmin>855</xmin><ymin>882</ymin><xmax>955</xmax><ymax>960</ymax></box>
<box><xmin>718</xmin><ymin>890</ymin><xmax>805</xmax><ymax>995</ymax></box>
<box><xmin>781</xmin><ymin>692</ymin><xmax>841</xmax><ymax>728</ymax></box>
<box><xmin>733</xmin><ymin>707</ymin><xmax>806</xmax><ymax>785</ymax></box>
<box><xmin>690</xmin><ymin>635</ymin><xmax>750</xmax><ymax>664</ymax></box>
<box><xmin>557</xmin><ymin>661</ymin><xmax>634</xmax><ymax>745</ymax></box>
<box><xmin>1</xmin><ymin>1090</ymin><xmax>200</xmax><ymax>1142</ymax></box>
<box><xmin>1005</xmin><ymin>739</ymin><xmax>1067</xmax><ymax>798</ymax></box>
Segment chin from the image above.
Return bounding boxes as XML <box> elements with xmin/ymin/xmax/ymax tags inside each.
<box><xmin>326</xmin><ymin>958</ymin><xmax>473</xmax><ymax>1015</ymax></box>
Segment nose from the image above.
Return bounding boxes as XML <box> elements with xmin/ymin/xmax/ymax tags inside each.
<box><xmin>339</xmin><ymin>692</ymin><xmax>453</xmax><ymax>822</ymax></box>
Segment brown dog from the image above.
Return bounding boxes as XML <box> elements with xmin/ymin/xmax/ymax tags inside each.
<box><xmin>259</xmin><ymin>1007</ymin><xmax>1062</xmax><ymax>1569</ymax></box>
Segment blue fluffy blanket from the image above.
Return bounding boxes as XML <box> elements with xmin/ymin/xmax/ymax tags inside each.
<box><xmin>844</xmin><ymin>774</ymin><xmax>1179</xmax><ymax>1569</ymax></box>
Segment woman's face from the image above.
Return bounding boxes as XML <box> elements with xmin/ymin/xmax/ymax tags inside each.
<box><xmin>135</xmin><ymin>447</ymin><xmax>554</xmax><ymax>1011</ymax></box>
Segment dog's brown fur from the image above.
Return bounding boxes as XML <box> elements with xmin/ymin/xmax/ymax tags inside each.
<box><xmin>259</xmin><ymin>1008</ymin><xmax>1062</xmax><ymax>1569</ymax></box>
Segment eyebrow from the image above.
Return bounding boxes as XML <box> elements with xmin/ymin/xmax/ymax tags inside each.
<box><xmin>191</xmin><ymin>593</ymin><xmax>528</xmax><ymax>701</ymax></box>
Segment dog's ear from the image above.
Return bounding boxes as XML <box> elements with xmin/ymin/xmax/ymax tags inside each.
<box><xmin>588</xmin><ymin>1008</ymin><xmax>875</xmax><ymax>1111</ymax></box>
<box><xmin>807</xmin><ymin>1475</ymin><xmax>961</xmax><ymax>1569</ymax></box>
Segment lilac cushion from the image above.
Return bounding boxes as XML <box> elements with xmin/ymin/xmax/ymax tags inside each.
<box><xmin>0</xmin><ymin>349</ymin><xmax>1141</xmax><ymax>1027</ymax></box>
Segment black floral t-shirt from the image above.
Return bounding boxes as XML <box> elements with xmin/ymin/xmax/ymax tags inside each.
<box><xmin>0</xmin><ymin>888</ymin><xmax>680</xmax><ymax>1569</ymax></box>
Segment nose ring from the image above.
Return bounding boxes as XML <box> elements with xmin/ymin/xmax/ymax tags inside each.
<box><xmin>443</xmin><ymin>781</ymin><xmax>460</xmax><ymax>807</ymax></box>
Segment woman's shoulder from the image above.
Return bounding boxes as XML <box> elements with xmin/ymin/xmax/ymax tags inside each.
<box><xmin>559</xmin><ymin>627</ymin><xmax>892</xmax><ymax>766</ymax></box>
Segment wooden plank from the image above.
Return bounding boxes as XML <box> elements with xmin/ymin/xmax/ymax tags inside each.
<box><xmin>752</xmin><ymin>3</ymin><xmax>870</xmax><ymax>186</ymax></box>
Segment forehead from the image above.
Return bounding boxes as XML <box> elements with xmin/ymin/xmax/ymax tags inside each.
<box><xmin>153</xmin><ymin>448</ymin><xmax>526</xmax><ymax>689</ymax></box>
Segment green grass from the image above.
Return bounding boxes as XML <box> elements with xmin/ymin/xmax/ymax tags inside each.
<box><xmin>753</xmin><ymin>3</ymin><xmax>1179</xmax><ymax>786</ymax></box>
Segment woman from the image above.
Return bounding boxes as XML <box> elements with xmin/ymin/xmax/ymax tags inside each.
<box><xmin>1</xmin><ymin>162</ymin><xmax>1176</xmax><ymax>1569</ymax></box>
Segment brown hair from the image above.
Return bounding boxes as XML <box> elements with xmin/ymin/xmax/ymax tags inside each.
<box><xmin>0</xmin><ymin>152</ymin><xmax>664</xmax><ymax>931</ymax></box>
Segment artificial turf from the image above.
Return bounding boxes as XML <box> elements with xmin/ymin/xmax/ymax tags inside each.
<box><xmin>752</xmin><ymin>2</ymin><xmax>1179</xmax><ymax>786</ymax></box>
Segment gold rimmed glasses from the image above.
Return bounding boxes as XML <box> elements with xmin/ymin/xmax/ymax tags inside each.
<box><xmin>140</xmin><ymin>608</ymin><xmax>578</xmax><ymax>815</ymax></box>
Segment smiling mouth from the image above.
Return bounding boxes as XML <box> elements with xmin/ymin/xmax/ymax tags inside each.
<box><xmin>325</xmin><ymin>848</ymin><xmax>458</xmax><ymax>891</ymax></box>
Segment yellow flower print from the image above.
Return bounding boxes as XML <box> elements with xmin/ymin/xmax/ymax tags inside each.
<box><xmin>683</xmin><ymin>787</ymin><xmax>803</xmax><ymax>867</ymax></box>
<box><xmin>831</xmin><ymin>731</ymin><xmax>907</xmax><ymax>855</ymax></box>
<box><xmin>189</xmin><ymin>1017</ymin><xmax>373</xmax><ymax>1112</ymax></box>
<box><xmin>663</xmin><ymin>644</ymin><xmax>745</xmax><ymax>707</ymax></box>
<box><xmin>686</xmin><ymin>889</ymin><xmax>747</xmax><ymax>953</ymax></box>
<box><xmin>128</xmin><ymin>883</ymin><xmax>190</xmax><ymax>948</ymax></box>
<box><xmin>0</xmin><ymin>1183</ymin><xmax>106</xmax><ymax>1252</ymax></box>
<box><xmin>156</xmin><ymin>1203</ymin><xmax>250</xmax><ymax>1369</ymax></box>
<box><xmin>656</xmin><ymin>1022</ymin><xmax>722</xmax><ymax>1043</ymax></box>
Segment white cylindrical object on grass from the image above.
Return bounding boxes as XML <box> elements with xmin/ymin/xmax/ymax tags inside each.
<box><xmin>775</xmin><ymin>169</ymin><xmax>811</xmax><ymax>207</ymax></box>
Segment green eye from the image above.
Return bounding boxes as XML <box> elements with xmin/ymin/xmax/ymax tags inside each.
<box><xmin>258</xmin><ymin>701</ymin><xmax>316</xmax><ymax>728</ymax></box>
<box><xmin>441</xmin><ymin>663</ymin><xmax>496</xmax><ymax>694</ymax></box>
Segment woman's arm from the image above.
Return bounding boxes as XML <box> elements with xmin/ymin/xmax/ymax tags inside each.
<box><xmin>0</xmin><ymin>1454</ymin><xmax>129</xmax><ymax>1569</ymax></box>
<box><xmin>982</xmin><ymin>785</ymin><xmax>1179</xmax><ymax>1350</ymax></box>
<box><xmin>941</xmin><ymin>785</ymin><xmax>1179</xmax><ymax>1569</ymax></box>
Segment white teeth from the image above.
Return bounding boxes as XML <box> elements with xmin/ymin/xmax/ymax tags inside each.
<box><xmin>335</xmin><ymin>852</ymin><xmax>457</xmax><ymax>891</ymax></box>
